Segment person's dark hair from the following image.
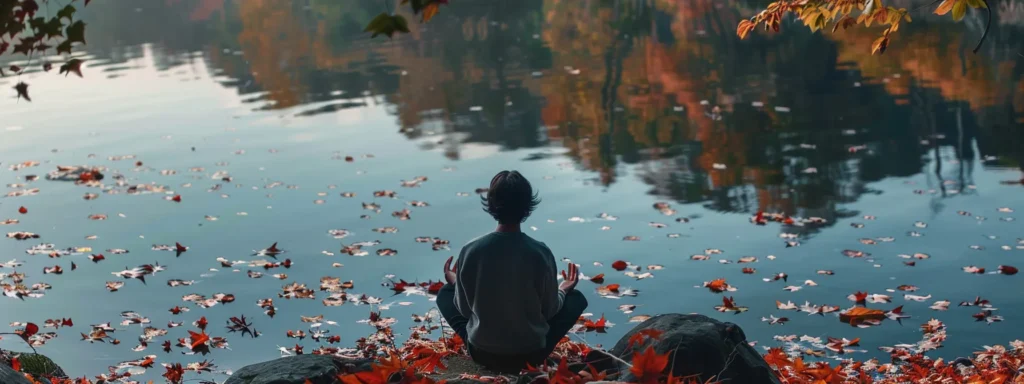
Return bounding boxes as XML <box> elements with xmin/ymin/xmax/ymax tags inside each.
<box><xmin>481</xmin><ymin>170</ymin><xmax>540</xmax><ymax>224</ymax></box>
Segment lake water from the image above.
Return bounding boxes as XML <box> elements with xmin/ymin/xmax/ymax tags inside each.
<box><xmin>1</xmin><ymin>0</ymin><xmax>1023</xmax><ymax>381</ymax></box>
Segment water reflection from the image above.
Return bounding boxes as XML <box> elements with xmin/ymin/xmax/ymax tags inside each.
<box><xmin>76</xmin><ymin>0</ymin><xmax>1023</xmax><ymax>226</ymax></box>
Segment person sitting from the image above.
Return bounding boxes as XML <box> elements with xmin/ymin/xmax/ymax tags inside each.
<box><xmin>436</xmin><ymin>170</ymin><xmax>588</xmax><ymax>373</ymax></box>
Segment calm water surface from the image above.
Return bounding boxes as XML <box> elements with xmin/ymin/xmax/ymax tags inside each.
<box><xmin>1</xmin><ymin>0</ymin><xmax>1023</xmax><ymax>381</ymax></box>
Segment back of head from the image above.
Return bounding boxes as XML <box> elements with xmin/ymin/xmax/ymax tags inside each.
<box><xmin>481</xmin><ymin>170</ymin><xmax>540</xmax><ymax>224</ymax></box>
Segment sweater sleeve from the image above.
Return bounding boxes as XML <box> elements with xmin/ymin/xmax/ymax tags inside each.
<box><xmin>539</xmin><ymin>245</ymin><xmax>565</xmax><ymax>320</ymax></box>
<box><xmin>453</xmin><ymin>248</ymin><xmax>473</xmax><ymax>318</ymax></box>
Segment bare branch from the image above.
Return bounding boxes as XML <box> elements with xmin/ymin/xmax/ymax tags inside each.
<box><xmin>972</xmin><ymin>0</ymin><xmax>990</xmax><ymax>54</ymax></box>
<box><xmin>0</xmin><ymin>333</ymin><xmax>39</xmax><ymax>355</ymax></box>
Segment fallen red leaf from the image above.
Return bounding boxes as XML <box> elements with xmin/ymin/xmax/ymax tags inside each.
<box><xmin>611</xmin><ymin>260</ymin><xmax>628</xmax><ymax>271</ymax></box>
<box><xmin>188</xmin><ymin>330</ymin><xmax>210</xmax><ymax>350</ymax></box>
<box><xmin>630</xmin><ymin>345</ymin><xmax>669</xmax><ymax>384</ymax></box>
<box><xmin>18</xmin><ymin>206</ymin><xmax>27</xmax><ymax>214</ymax></box>
<box><xmin>20</xmin><ymin>322</ymin><xmax>39</xmax><ymax>340</ymax></box>
<box><xmin>627</xmin><ymin>329</ymin><xmax>664</xmax><ymax>349</ymax></box>
<box><xmin>163</xmin><ymin>363</ymin><xmax>184</xmax><ymax>384</ymax></box>
<box><xmin>196</xmin><ymin>316</ymin><xmax>208</xmax><ymax>330</ymax></box>
<box><xmin>583</xmin><ymin>315</ymin><xmax>607</xmax><ymax>331</ymax></box>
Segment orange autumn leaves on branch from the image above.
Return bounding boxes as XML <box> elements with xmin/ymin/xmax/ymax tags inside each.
<box><xmin>736</xmin><ymin>0</ymin><xmax>989</xmax><ymax>55</ymax></box>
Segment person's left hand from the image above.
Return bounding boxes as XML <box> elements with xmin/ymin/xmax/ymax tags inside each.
<box><xmin>559</xmin><ymin>263</ymin><xmax>579</xmax><ymax>293</ymax></box>
<box><xmin>443</xmin><ymin>256</ymin><xmax>457</xmax><ymax>284</ymax></box>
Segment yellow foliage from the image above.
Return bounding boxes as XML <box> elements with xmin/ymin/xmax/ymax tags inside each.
<box><xmin>738</xmin><ymin>0</ymin><xmax>988</xmax><ymax>54</ymax></box>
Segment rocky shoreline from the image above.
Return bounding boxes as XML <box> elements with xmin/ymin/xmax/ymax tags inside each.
<box><xmin>0</xmin><ymin>314</ymin><xmax>781</xmax><ymax>384</ymax></box>
<box><xmin>224</xmin><ymin>314</ymin><xmax>781</xmax><ymax>384</ymax></box>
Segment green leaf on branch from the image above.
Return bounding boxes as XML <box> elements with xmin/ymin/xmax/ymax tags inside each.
<box><xmin>44</xmin><ymin>17</ymin><xmax>65</xmax><ymax>39</ymax></box>
<box><xmin>364</xmin><ymin>12</ymin><xmax>410</xmax><ymax>39</ymax></box>
<box><xmin>56</xmin><ymin>40</ymin><xmax>73</xmax><ymax>54</ymax></box>
<box><xmin>66</xmin><ymin>20</ymin><xmax>87</xmax><ymax>44</ymax></box>
<box><xmin>57</xmin><ymin>4</ymin><xmax>76</xmax><ymax>21</ymax></box>
<box><xmin>12</xmin><ymin>38</ymin><xmax>36</xmax><ymax>55</ymax></box>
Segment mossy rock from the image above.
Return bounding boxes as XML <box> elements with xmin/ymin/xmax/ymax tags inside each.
<box><xmin>13</xmin><ymin>353</ymin><xmax>66</xmax><ymax>379</ymax></box>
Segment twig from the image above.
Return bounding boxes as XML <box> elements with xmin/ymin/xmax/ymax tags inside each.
<box><xmin>911</xmin><ymin>0</ymin><xmax>944</xmax><ymax>12</ymax></box>
<box><xmin>568</xmin><ymin>332</ymin><xmax>633</xmax><ymax>368</ymax></box>
<box><xmin>666</xmin><ymin>337</ymin><xmax>684</xmax><ymax>378</ymax></box>
<box><xmin>712</xmin><ymin>342</ymin><xmax>741</xmax><ymax>383</ymax></box>
<box><xmin>0</xmin><ymin>333</ymin><xmax>39</xmax><ymax>354</ymax></box>
<box><xmin>435</xmin><ymin>312</ymin><xmax>449</xmax><ymax>353</ymax></box>
<box><xmin>972</xmin><ymin>0</ymin><xmax>990</xmax><ymax>54</ymax></box>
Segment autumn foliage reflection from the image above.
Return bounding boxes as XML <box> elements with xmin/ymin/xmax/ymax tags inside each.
<box><xmin>184</xmin><ymin>0</ymin><xmax>1023</xmax><ymax>215</ymax></box>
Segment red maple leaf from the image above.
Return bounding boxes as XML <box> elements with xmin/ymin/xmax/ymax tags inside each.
<box><xmin>163</xmin><ymin>363</ymin><xmax>185</xmax><ymax>384</ymax></box>
<box><xmin>762</xmin><ymin>347</ymin><xmax>792</xmax><ymax>368</ymax></box>
<box><xmin>630</xmin><ymin>345</ymin><xmax>669</xmax><ymax>384</ymax></box>
<box><xmin>196</xmin><ymin>316</ymin><xmax>208</xmax><ymax>330</ymax></box>
<box><xmin>626</xmin><ymin>329</ymin><xmax>664</xmax><ymax>349</ymax></box>
<box><xmin>19</xmin><ymin>322</ymin><xmax>39</xmax><ymax>341</ymax></box>
<box><xmin>408</xmin><ymin>346</ymin><xmax>451</xmax><ymax>373</ymax></box>
<box><xmin>188</xmin><ymin>330</ymin><xmax>210</xmax><ymax>350</ymax></box>
<box><xmin>550</xmin><ymin>356</ymin><xmax>578</xmax><ymax>384</ymax></box>
<box><xmin>583</xmin><ymin>315</ymin><xmax>607</xmax><ymax>331</ymax></box>
<box><xmin>338</xmin><ymin>371</ymin><xmax>386</xmax><ymax>384</ymax></box>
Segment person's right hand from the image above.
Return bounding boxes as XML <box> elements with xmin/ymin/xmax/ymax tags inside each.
<box><xmin>559</xmin><ymin>263</ymin><xmax>579</xmax><ymax>293</ymax></box>
<box><xmin>443</xmin><ymin>256</ymin><xmax>457</xmax><ymax>285</ymax></box>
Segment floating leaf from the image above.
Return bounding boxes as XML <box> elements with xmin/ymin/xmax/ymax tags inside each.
<box><xmin>59</xmin><ymin>59</ymin><xmax>84</xmax><ymax>77</ymax></box>
<box><xmin>14</xmin><ymin>82</ymin><xmax>30</xmax><ymax>102</ymax></box>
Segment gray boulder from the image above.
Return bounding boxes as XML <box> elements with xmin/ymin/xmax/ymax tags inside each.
<box><xmin>0</xmin><ymin>364</ymin><xmax>34</xmax><ymax>384</ymax></box>
<box><xmin>13</xmin><ymin>353</ymin><xmax>66</xmax><ymax>379</ymax></box>
<box><xmin>608</xmin><ymin>314</ymin><xmax>781</xmax><ymax>384</ymax></box>
<box><xmin>225</xmin><ymin>354</ymin><xmax>345</xmax><ymax>384</ymax></box>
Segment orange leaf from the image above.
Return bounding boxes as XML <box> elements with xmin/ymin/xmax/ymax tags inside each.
<box><xmin>737</xmin><ymin>19</ymin><xmax>756</xmax><ymax>39</ymax></box>
<box><xmin>763</xmin><ymin>347</ymin><xmax>792</xmax><ymax>368</ymax></box>
<box><xmin>11</xmin><ymin>356</ymin><xmax>20</xmax><ymax>372</ymax></box>
<box><xmin>188</xmin><ymin>330</ymin><xmax>210</xmax><ymax>350</ymax></box>
<box><xmin>373</xmin><ymin>352</ymin><xmax>406</xmax><ymax>378</ymax></box>
<box><xmin>704</xmin><ymin>278</ymin><xmax>731</xmax><ymax>293</ymax></box>
<box><xmin>630</xmin><ymin>345</ymin><xmax>669</xmax><ymax>384</ymax></box>
<box><xmin>934</xmin><ymin>0</ymin><xmax>956</xmax><ymax>15</ymax></box>
<box><xmin>871</xmin><ymin>35</ymin><xmax>889</xmax><ymax>55</ymax></box>
<box><xmin>839</xmin><ymin>306</ymin><xmax>885</xmax><ymax>325</ymax></box>
<box><xmin>421</xmin><ymin>3</ymin><xmax>440</xmax><ymax>22</ymax></box>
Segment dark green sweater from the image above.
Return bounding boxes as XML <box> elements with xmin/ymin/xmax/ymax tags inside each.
<box><xmin>453</xmin><ymin>232</ymin><xmax>565</xmax><ymax>354</ymax></box>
